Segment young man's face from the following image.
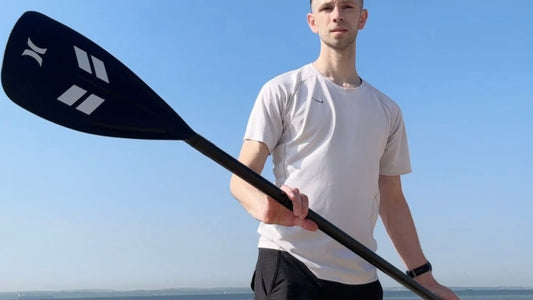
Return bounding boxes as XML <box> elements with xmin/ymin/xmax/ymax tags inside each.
<box><xmin>308</xmin><ymin>0</ymin><xmax>368</xmax><ymax>51</ymax></box>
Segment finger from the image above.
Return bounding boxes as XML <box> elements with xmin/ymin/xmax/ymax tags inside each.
<box><xmin>281</xmin><ymin>185</ymin><xmax>302</xmax><ymax>218</ymax></box>
<box><xmin>293</xmin><ymin>188</ymin><xmax>303</xmax><ymax>217</ymax></box>
<box><xmin>295</xmin><ymin>217</ymin><xmax>318</xmax><ymax>232</ymax></box>
<box><xmin>302</xmin><ymin>219</ymin><xmax>319</xmax><ymax>231</ymax></box>
<box><xmin>299</xmin><ymin>193</ymin><xmax>309</xmax><ymax>219</ymax></box>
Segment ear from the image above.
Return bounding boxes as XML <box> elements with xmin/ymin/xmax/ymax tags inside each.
<box><xmin>358</xmin><ymin>9</ymin><xmax>369</xmax><ymax>30</ymax></box>
<box><xmin>307</xmin><ymin>12</ymin><xmax>319</xmax><ymax>34</ymax></box>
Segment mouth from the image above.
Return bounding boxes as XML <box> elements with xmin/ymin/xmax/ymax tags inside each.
<box><xmin>330</xmin><ymin>28</ymin><xmax>348</xmax><ymax>33</ymax></box>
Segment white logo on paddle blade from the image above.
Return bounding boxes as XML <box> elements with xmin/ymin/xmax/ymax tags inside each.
<box><xmin>73</xmin><ymin>46</ymin><xmax>109</xmax><ymax>83</ymax></box>
<box><xmin>54</xmin><ymin>46</ymin><xmax>110</xmax><ymax>115</ymax></box>
<box><xmin>57</xmin><ymin>84</ymin><xmax>105</xmax><ymax>115</ymax></box>
<box><xmin>21</xmin><ymin>37</ymin><xmax>47</xmax><ymax>67</ymax></box>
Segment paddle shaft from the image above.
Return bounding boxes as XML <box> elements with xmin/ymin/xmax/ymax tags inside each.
<box><xmin>185</xmin><ymin>134</ymin><xmax>439</xmax><ymax>300</ymax></box>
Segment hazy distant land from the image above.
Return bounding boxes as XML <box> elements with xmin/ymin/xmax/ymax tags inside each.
<box><xmin>2</xmin><ymin>287</ymin><xmax>533</xmax><ymax>299</ymax></box>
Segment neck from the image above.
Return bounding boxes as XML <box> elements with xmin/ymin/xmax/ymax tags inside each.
<box><xmin>312</xmin><ymin>42</ymin><xmax>361</xmax><ymax>88</ymax></box>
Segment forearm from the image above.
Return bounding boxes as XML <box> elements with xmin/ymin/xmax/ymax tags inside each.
<box><xmin>378</xmin><ymin>175</ymin><xmax>428</xmax><ymax>270</ymax></box>
<box><xmin>230</xmin><ymin>139</ymin><xmax>316</xmax><ymax>231</ymax></box>
<box><xmin>379</xmin><ymin>176</ymin><xmax>460</xmax><ymax>299</ymax></box>
<box><xmin>229</xmin><ymin>140</ymin><xmax>271</xmax><ymax>221</ymax></box>
<box><xmin>379</xmin><ymin>194</ymin><xmax>428</xmax><ymax>270</ymax></box>
<box><xmin>230</xmin><ymin>174</ymin><xmax>268</xmax><ymax>221</ymax></box>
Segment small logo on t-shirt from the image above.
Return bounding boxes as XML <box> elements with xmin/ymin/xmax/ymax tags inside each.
<box><xmin>312</xmin><ymin>97</ymin><xmax>324</xmax><ymax>103</ymax></box>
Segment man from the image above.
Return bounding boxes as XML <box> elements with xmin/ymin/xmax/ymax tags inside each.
<box><xmin>230</xmin><ymin>0</ymin><xmax>459</xmax><ymax>299</ymax></box>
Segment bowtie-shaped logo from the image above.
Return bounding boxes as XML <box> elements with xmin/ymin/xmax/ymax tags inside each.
<box><xmin>21</xmin><ymin>37</ymin><xmax>47</xmax><ymax>67</ymax></box>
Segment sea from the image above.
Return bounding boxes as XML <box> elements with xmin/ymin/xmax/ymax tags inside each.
<box><xmin>2</xmin><ymin>288</ymin><xmax>533</xmax><ymax>300</ymax></box>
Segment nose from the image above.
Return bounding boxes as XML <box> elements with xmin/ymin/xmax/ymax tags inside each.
<box><xmin>332</xmin><ymin>6</ymin><xmax>344</xmax><ymax>22</ymax></box>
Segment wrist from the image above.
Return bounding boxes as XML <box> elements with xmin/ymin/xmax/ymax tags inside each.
<box><xmin>406</xmin><ymin>261</ymin><xmax>432</xmax><ymax>278</ymax></box>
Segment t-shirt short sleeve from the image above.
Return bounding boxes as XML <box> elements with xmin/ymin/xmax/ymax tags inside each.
<box><xmin>379</xmin><ymin>107</ymin><xmax>412</xmax><ymax>176</ymax></box>
<box><xmin>243</xmin><ymin>81</ymin><xmax>287</xmax><ymax>154</ymax></box>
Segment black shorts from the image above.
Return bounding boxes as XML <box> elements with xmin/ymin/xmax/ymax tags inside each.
<box><xmin>252</xmin><ymin>248</ymin><xmax>383</xmax><ymax>300</ymax></box>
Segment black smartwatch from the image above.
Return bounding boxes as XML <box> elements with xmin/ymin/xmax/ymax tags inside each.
<box><xmin>406</xmin><ymin>261</ymin><xmax>432</xmax><ymax>278</ymax></box>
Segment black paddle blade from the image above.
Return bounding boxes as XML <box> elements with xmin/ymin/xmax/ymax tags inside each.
<box><xmin>1</xmin><ymin>11</ymin><xmax>195</xmax><ymax>140</ymax></box>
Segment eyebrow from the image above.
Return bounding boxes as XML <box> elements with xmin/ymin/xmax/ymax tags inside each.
<box><xmin>316</xmin><ymin>0</ymin><xmax>357</xmax><ymax>8</ymax></box>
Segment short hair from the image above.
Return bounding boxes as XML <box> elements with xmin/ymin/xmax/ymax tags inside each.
<box><xmin>309</xmin><ymin>0</ymin><xmax>364</xmax><ymax>9</ymax></box>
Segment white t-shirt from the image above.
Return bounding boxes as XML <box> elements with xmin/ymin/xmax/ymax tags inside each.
<box><xmin>244</xmin><ymin>64</ymin><xmax>412</xmax><ymax>284</ymax></box>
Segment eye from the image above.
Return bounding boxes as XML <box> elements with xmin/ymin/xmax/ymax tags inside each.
<box><xmin>319</xmin><ymin>5</ymin><xmax>334</xmax><ymax>12</ymax></box>
<box><xmin>342</xmin><ymin>4</ymin><xmax>355</xmax><ymax>10</ymax></box>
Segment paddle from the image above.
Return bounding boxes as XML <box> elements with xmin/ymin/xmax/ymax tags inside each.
<box><xmin>1</xmin><ymin>11</ymin><xmax>439</xmax><ymax>300</ymax></box>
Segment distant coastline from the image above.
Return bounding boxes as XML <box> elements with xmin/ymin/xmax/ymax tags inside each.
<box><xmin>2</xmin><ymin>286</ymin><xmax>533</xmax><ymax>299</ymax></box>
<box><xmin>0</xmin><ymin>287</ymin><xmax>252</xmax><ymax>300</ymax></box>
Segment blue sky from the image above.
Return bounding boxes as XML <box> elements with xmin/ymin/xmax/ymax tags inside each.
<box><xmin>1</xmin><ymin>0</ymin><xmax>532</xmax><ymax>292</ymax></box>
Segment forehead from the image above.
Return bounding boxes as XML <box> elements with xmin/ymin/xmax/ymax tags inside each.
<box><xmin>311</xmin><ymin>0</ymin><xmax>362</xmax><ymax>10</ymax></box>
<box><xmin>313</xmin><ymin>0</ymin><xmax>360</xmax><ymax>6</ymax></box>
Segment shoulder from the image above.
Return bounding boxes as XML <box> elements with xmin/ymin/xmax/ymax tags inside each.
<box><xmin>260</xmin><ymin>64</ymin><xmax>318</xmax><ymax>96</ymax></box>
<box><xmin>362</xmin><ymin>80</ymin><xmax>402</xmax><ymax>114</ymax></box>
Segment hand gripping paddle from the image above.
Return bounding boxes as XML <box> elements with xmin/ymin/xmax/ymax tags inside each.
<box><xmin>1</xmin><ymin>11</ymin><xmax>439</xmax><ymax>300</ymax></box>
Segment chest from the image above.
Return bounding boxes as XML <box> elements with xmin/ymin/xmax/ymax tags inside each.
<box><xmin>281</xmin><ymin>82</ymin><xmax>390</xmax><ymax>154</ymax></box>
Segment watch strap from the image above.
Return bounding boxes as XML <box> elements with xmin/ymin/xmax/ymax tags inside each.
<box><xmin>406</xmin><ymin>261</ymin><xmax>432</xmax><ymax>278</ymax></box>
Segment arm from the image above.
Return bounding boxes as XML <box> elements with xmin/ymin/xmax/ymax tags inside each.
<box><xmin>379</xmin><ymin>175</ymin><xmax>459</xmax><ymax>300</ymax></box>
<box><xmin>379</xmin><ymin>175</ymin><xmax>427</xmax><ymax>269</ymax></box>
<box><xmin>230</xmin><ymin>140</ymin><xmax>317</xmax><ymax>231</ymax></box>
